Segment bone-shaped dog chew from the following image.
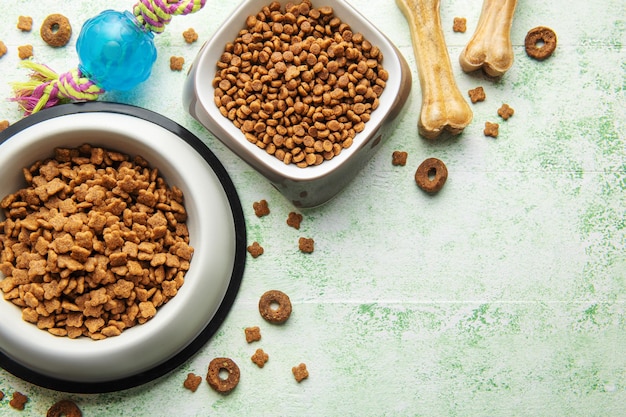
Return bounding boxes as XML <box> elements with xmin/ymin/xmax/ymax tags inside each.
<box><xmin>396</xmin><ymin>0</ymin><xmax>472</xmax><ymax>139</ymax></box>
<box><xmin>459</xmin><ymin>0</ymin><xmax>518</xmax><ymax>77</ymax></box>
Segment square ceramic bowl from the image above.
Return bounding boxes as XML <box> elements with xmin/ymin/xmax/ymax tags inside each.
<box><xmin>183</xmin><ymin>0</ymin><xmax>411</xmax><ymax>208</ymax></box>
<box><xmin>0</xmin><ymin>102</ymin><xmax>246</xmax><ymax>393</ymax></box>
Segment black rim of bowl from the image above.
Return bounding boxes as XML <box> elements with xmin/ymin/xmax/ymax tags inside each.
<box><xmin>0</xmin><ymin>102</ymin><xmax>247</xmax><ymax>393</ymax></box>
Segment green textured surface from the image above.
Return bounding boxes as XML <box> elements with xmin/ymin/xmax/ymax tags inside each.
<box><xmin>0</xmin><ymin>0</ymin><xmax>624</xmax><ymax>415</ymax></box>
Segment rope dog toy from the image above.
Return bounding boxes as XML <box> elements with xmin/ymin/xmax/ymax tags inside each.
<box><xmin>11</xmin><ymin>0</ymin><xmax>205</xmax><ymax>115</ymax></box>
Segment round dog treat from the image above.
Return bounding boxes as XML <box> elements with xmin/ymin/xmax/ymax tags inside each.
<box><xmin>206</xmin><ymin>358</ymin><xmax>240</xmax><ymax>394</ymax></box>
<box><xmin>40</xmin><ymin>14</ymin><xmax>72</xmax><ymax>47</ymax></box>
<box><xmin>47</xmin><ymin>400</ymin><xmax>82</xmax><ymax>417</ymax></box>
<box><xmin>258</xmin><ymin>290</ymin><xmax>292</xmax><ymax>324</ymax></box>
<box><xmin>415</xmin><ymin>158</ymin><xmax>448</xmax><ymax>194</ymax></box>
<box><xmin>525</xmin><ymin>26</ymin><xmax>557</xmax><ymax>60</ymax></box>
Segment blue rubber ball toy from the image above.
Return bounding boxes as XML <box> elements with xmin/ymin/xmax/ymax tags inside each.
<box><xmin>76</xmin><ymin>10</ymin><xmax>157</xmax><ymax>91</ymax></box>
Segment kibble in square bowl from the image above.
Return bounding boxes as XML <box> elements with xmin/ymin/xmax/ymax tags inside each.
<box><xmin>184</xmin><ymin>0</ymin><xmax>411</xmax><ymax>208</ymax></box>
<box><xmin>0</xmin><ymin>103</ymin><xmax>246</xmax><ymax>392</ymax></box>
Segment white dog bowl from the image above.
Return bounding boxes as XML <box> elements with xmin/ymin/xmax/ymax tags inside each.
<box><xmin>183</xmin><ymin>0</ymin><xmax>411</xmax><ymax>208</ymax></box>
<box><xmin>0</xmin><ymin>102</ymin><xmax>246</xmax><ymax>393</ymax></box>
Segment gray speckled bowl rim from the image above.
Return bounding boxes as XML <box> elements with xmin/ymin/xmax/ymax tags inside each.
<box><xmin>0</xmin><ymin>102</ymin><xmax>247</xmax><ymax>393</ymax></box>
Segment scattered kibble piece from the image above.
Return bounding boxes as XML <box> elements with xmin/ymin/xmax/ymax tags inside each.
<box><xmin>170</xmin><ymin>56</ymin><xmax>184</xmax><ymax>71</ymax></box>
<box><xmin>392</xmin><ymin>151</ymin><xmax>408</xmax><ymax>166</ymax></box>
<box><xmin>46</xmin><ymin>400</ymin><xmax>82</xmax><ymax>417</ymax></box>
<box><xmin>251</xmin><ymin>348</ymin><xmax>269</xmax><ymax>368</ymax></box>
<box><xmin>183</xmin><ymin>373</ymin><xmax>202</xmax><ymax>392</ymax></box>
<box><xmin>244</xmin><ymin>326</ymin><xmax>262</xmax><ymax>343</ymax></box>
<box><xmin>0</xmin><ymin>120</ymin><xmax>9</xmax><ymax>132</ymax></box>
<box><xmin>286</xmin><ymin>212</ymin><xmax>303</xmax><ymax>229</ymax></box>
<box><xmin>468</xmin><ymin>86</ymin><xmax>486</xmax><ymax>103</ymax></box>
<box><xmin>292</xmin><ymin>363</ymin><xmax>309</xmax><ymax>382</ymax></box>
<box><xmin>484</xmin><ymin>121</ymin><xmax>499</xmax><ymax>137</ymax></box>
<box><xmin>17</xmin><ymin>16</ymin><xmax>33</xmax><ymax>31</ymax></box>
<box><xmin>247</xmin><ymin>241</ymin><xmax>264</xmax><ymax>258</ymax></box>
<box><xmin>18</xmin><ymin>44</ymin><xmax>33</xmax><ymax>60</ymax></box>
<box><xmin>0</xmin><ymin>40</ymin><xmax>7</xmax><ymax>58</ymax></box>
<box><xmin>10</xmin><ymin>392</ymin><xmax>28</xmax><ymax>410</ymax></box>
<box><xmin>298</xmin><ymin>237</ymin><xmax>314</xmax><ymax>253</ymax></box>
<box><xmin>253</xmin><ymin>199</ymin><xmax>270</xmax><ymax>217</ymax></box>
<box><xmin>453</xmin><ymin>17</ymin><xmax>467</xmax><ymax>33</ymax></box>
<box><xmin>183</xmin><ymin>28</ymin><xmax>198</xmax><ymax>43</ymax></box>
<box><xmin>497</xmin><ymin>103</ymin><xmax>515</xmax><ymax>120</ymax></box>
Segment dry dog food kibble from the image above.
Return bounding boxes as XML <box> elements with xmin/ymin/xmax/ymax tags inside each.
<box><xmin>286</xmin><ymin>211</ymin><xmax>303</xmax><ymax>229</ymax></box>
<box><xmin>213</xmin><ymin>0</ymin><xmax>388</xmax><ymax>168</ymax></box>
<box><xmin>247</xmin><ymin>241</ymin><xmax>264</xmax><ymax>258</ymax></box>
<box><xmin>245</xmin><ymin>325</ymin><xmax>262</xmax><ymax>342</ymax></box>
<box><xmin>415</xmin><ymin>157</ymin><xmax>448</xmax><ymax>194</ymax></box>
<box><xmin>40</xmin><ymin>14</ymin><xmax>72</xmax><ymax>47</ymax></box>
<box><xmin>253</xmin><ymin>199</ymin><xmax>270</xmax><ymax>217</ymax></box>
<box><xmin>183</xmin><ymin>28</ymin><xmax>198</xmax><ymax>43</ymax></box>
<box><xmin>183</xmin><ymin>373</ymin><xmax>203</xmax><ymax>392</ymax></box>
<box><xmin>0</xmin><ymin>144</ymin><xmax>193</xmax><ymax>340</ymax></box>
<box><xmin>392</xmin><ymin>150</ymin><xmax>408</xmax><ymax>166</ymax></box>
<box><xmin>251</xmin><ymin>348</ymin><xmax>269</xmax><ymax>368</ymax></box>
<box><xmin>17</xmin><ymin>16</ymin><xmax>33</xmax><ymax>32</ymax></box>
<box><xmin>259</xmin><ymin>289</ymin><xmax>292</xmax><ymax>323</ymax></box>
<box><xmin>47</xmin><ymin>399</ymin><xmax>82</xmax><ymax>417</ymax></box>
<box><xmin>498</xmin><ymin>103</ymin><xmax>514</xmax><ymax>120</ymax></box>
<box><xmin>206</xmin><ymin>357</ymin><xmax>240</xmax><ymax>393</ymax></box>
<box><xmin>298</xmin><ymin>237</ymin><xmax>314</xmax><ymax>253</ymax></box>
<box><xmin>0</xmin><ymin>120</ymin><xmax>9</xmax><ymax>132</ymax></box>
<box><xmin>10</xmin><ymin>391</ymin><xmax>28</xmax><ymax>410</ymax></box>
<box><xmin>484</xmin><ymin>121</ymin><xmax>499</xmax><ymax>137</ymax></box>
<box><xmin>525</xmin><ymin>26</ymin><xmax>557</xmax><ymax>60</ymax></box>
<box><xmin>453</xmin><ymin>17</ymin><xmax>466</xmax><ymax>33</ymax></box>
<box><xmin>468</xmin><ymin>86</ymin><xmax>486</xmax><ymax>103</ymax></box>
<box><xmin>292</xmin><ymin>362</ymin><xmax>309</xmax><ymax>382</ymax></box>
<box><xmin>18</xmin><ymin>45</ymin><xmax>33</xmax><ymax>60</ymax></box>
<box><xmin>170</xmin><ymin>56</ymin><xmax>185</xmax><ymax>71</ymax></box>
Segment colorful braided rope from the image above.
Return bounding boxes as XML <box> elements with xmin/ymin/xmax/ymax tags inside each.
<box><xmin>133</xmin><ymin>0</ymin><xmax>206</xmax><ymax>33</ymax></box>
<box><xmin>11</xmin><ymin>62</ymin><xmax>104</xmax><ymax>115</ymax></box>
